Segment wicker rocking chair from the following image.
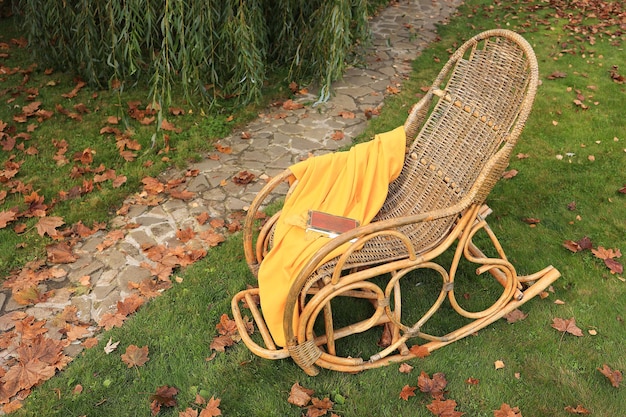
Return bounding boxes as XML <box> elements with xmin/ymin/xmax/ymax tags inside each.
<box><xmin>231</xmin><ymin>29</ymin><xmax>560</xmax><ymax>375</ymax></box>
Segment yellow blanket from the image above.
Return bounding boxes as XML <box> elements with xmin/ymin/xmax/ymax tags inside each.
<box><xmin>258</xmin><ymin>126</ymin><xmax>406</xmax><ymax>347</ymax></box>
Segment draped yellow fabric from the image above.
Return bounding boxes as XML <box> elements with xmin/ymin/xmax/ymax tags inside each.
<box><xmin>258</xmin><ymin>126</ymin><xmax>406</xmax><ymax>347</ymax></box>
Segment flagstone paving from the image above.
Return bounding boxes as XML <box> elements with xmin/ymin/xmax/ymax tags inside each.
<box><xmin>0</xmin><ymin>0</ymin><xmax>462</xmax><ymax>360</ymax></box>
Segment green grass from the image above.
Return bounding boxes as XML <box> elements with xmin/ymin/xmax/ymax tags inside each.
<box><xmin>0</xmin><ymin>17</ymin><xmax>288</xmax><ymax>277</ymax></box>
<box><xmin>9</xmin><ymin>0</ymin><xmax>626</xmax><ymax>416</ymax></box>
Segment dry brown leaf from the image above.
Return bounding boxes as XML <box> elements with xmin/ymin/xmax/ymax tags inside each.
<box><xmin>288</xmin><ymin>382</ymin><xmax>314</xmax><ymax>407</ymax></box>
<box><xmin>398</xmin><ymin>363</ymin><xmax>413</xmax><ymax>374</ymax></box>
<box><xmin>426</xmin><ymin>398</ymin><xmax>463</xmax><ymax>417</ymax></box>
<box><xmin>418</xmin><ymin>371</ymin><xmax>447</xmax><ymax>399</ymax></box>
<box><xmin>330</xmin><ymin>130</ymin><xmax>344</xmax><ymax>141</ymax></box>
<box><xmin>98</xmin><ymin>312</ymin><xmax>127</xmax><ymax>330</ymax></box>
<box><xmin>409</xmin><ymin>344</ymin><xmax>430</xmax><ymax>358</ymax></box>
<box><xmin>399</xmin><ymin>385</ymin><xmax>416</xmax><ymax>401</ymax></box>
<box><xmin>199</xmin><ymin>396</ymin><xmax>222</xmax><ymax>417</ymax></box>
<box><xmin>597</xmin><ymin>364</ymin><xmax>622</xmax><ymax>388</ymax></box>
<box><xmin>551</xmin><ymin>317</ymin><xmax>584</xmax><ymax>337</ymax></box>
<box><xmin>502</xmin><ymin>169</ymin><xmax>518</xmax><ymax>179</ymax></box>
<box><xmin>504</xmin><ymin>309</ymin><xmax>528</xmax><ymax>324</ymax></box>
<box><xmin>121</xmin><ymin>345</ymin><xmax>149</xmax><ymax>368</ymax></box>
<box><xmin>282</xmin><ymin>99</ymin><xmax>304</xmax><ymax>111</ymax></box>
<box><xmin>150</xmin><ymin>385</ymin><xmax>178</xmax><ymax>416</ymax></box>
<box><xmin>35</xmin><ymin>216</ymin><xmax>64</xmax><ymax>238</ymax></box>
<box><xmin>494</xmin><ymin>403</ymin><xmax>523</xmax><ymax>417</ymax></box>
<box><xmin>564</xmin><ymin>404</ymin><xmax>591</xmax><ymax>414</ymax></box>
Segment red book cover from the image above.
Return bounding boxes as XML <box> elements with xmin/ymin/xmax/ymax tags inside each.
<box><xmin>307</xmin><ymin>211</ymin><xmax>359</xmax><ymax>236</ymax></box>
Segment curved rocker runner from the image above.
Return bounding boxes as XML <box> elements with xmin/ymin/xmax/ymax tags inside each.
<box><xmin>231</xmin><ymin>29</ymin><xmax>561</xmax><ymax>375</ymax></box>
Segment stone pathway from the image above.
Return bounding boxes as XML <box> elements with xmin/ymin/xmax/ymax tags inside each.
<box><xmin>0</xmin><ymin>0</ymin><xmax>462</xmax><ymax>359</ymax></box>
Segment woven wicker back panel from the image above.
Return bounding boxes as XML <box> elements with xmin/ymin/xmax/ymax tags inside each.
<box><xmin>308</xmin><ymin>32</ymin><xmax>537</xmax><ymax>280</ymax></box>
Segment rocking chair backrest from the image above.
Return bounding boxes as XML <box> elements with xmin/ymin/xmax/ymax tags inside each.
<box><xmin>373</xmin><ymin>29</ymin><xmax>539</xmax><ymax>259</ymax></box>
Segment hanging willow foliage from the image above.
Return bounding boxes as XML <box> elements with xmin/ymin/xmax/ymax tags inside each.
<box><xmin>17</xmin><ymin>0</ymin><xmax>378</xmax><ymax>107</ymax></box>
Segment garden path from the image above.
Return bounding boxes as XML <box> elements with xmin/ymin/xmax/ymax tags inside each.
<box><xmin>0</xmin><ymin>0</ymin><xmax>462</xmax><ymax>358</ymax></box>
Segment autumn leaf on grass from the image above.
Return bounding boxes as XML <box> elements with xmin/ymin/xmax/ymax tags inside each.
<box><xmin>501</xmin><ymin>169</ymin><xmax>518</xmax><ymax>179</ymax></box>
<box><xmin>418</xmin><ymin>371</ymin><xmax>448</xmax><ymax>400</ymax></box>
<box><xmin>199</xmin><ymin>396</ymin><xmax>222</xmax><ymax>416</ymax></box>
<box><xmin>307</xmin><ymin>397</ymin><xmax>334</xmax><ymax>417</ymax></box>
<box><xmin>399</xmin><ymin>385</ymin><xmax>417</xmax><ymax>401</ymax></box>
<box><xmin>36</xmin><ymin>216</ymin><xmax>64</xmax><ymax>238</ymax></box>
<box><xmin>504</xmin><ymin>309</ymin><xmax>528</xmax><ymax>324</ymax></box>
<box><xmin>62</xmin><ymin>81</ymin><xmax>86</xmax><ymax>98</ymax></box>
<box><xmin>563</xmin><ymin>236</ymin><xmax>592</xmax><ymax>253</ymax></box>
<box><xmin>591</xmin><ymin>246</ymin><xmax>623</xmax><ymax>274</ymax></box>
<box><xmin>0</xmin><ymin>210</ymin><xmax>18</xmax><ymax>228</ymax></box>
<box><xmin>104</xmin><ymin>337</ymin><xmax>120</xmax><ymax>354</ymax></box>
<box><xmin>494</xmin><ymin>403</ymin><xmax>522</xmax><ymax>417</ymax></box>
<box><xmin>399</xmin><ymin>363</ymin><xmax>414</xmax><ymax>374</ymax></box>
<box><xmin>426</xmin><ymin>398</ymin><xmax>464</xmax><ymax>417</ymax></box>
<box><xmin>551</xmin><ymin>317</ymin><xmax>584</xmax><ymax>337</ymax></box>
<box><xmin>597</xmin><ymin>364</ymin><xmax>622</xmax><ymax>388</ymax></box>
<box><xmin>121</xmin><ymin>345</ymin><xmax>149</xmax><ymax>368</ymax></box>
<box><xmin>288</xmin><ymin>382</ymin><xmax>314</xmax><ymax>407</ymax></box>
<box><xmin>564</xmin><ymin>404</ymin><xmax>591</xmax><ymax>414</ymax></box>
<box><xmin>161</xmin><ymin>118</ymin><xmax>182</xmax><ymax>133</ymax></box>
<box><xmin>150</xmin><ymin>385</ymin><xmax>178</xmax><ymax>416</ymax></box>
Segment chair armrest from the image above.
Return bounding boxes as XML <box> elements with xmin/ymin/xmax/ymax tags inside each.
<box><xmin>243</xmin><ymin>169</ymin><xmax>294</xmax><ymax>272</ymax></box>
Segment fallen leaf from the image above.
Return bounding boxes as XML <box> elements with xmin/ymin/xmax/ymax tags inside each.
<box><xmin>399</xmin><ymin>363</ymin><xmax>413</xmax><ymax>374</ymax></box>
<box><xmin>502</xmin><ymin>169</ymin><xmax>518</xmax><ymax>179</ymax></box>
<box><xmin>494</xmin><ymin>360</ymin><xmax>506</xmax><ymax>370</ymax></box>
<box><xmin>330</xmin><ymin>130</ymin><xmax>344</xmax><ymax>141</ymax></box>
<box><xmin>121</xmin><ymin>344</ymin><xmax>149</xmax><ymax>368</ymax></box>
<box><xmin>104</xmin><ymin>338</ymin><xmax>120</xmax><ymax>354</ymax></box>
<box><xmin>308</xmin><ymin>397</ymin><xmax>333</xmax><ymax>417</ymax></box>
<box><xmin>465</xmin><ymin>377</ymin><xmax>479</xmax><ymax>385</ymax></box>
<box><xmin>35</xmin><ymin>216</ymin><xmax>65</xmax><ymax>238</ymax></box>
<box><xmin>288</xmin><ymin>382</ymin><xmax>314</xmax><ymax>407</ymax></box>
<box><xmin>597</xmin><ymin>364</ymin><xmax>622</xmax><ymax>388</ymax></box>
<box><xmin>547</xmin><ymin>71</ymin><xmax>567</xmax><ymax>79</ymax></box>
<box><xmin>179</xmin><ymin>408</ymin><xmax>198</xmax><ymax>417</ymax></box>
<box><xmin>503</xmin><ymin>309</ymin><xmax>527</xmax><ymax>324</ymax></box>
<box><xmin>409</xmin><ymin>344</ymin><xmax>430</xmax><ymax>358</ymax></box>
<box><xmin>232</xmin><ymin>171</ymin><xmax>255</xmax><ymax>185</ymax></box>
<box><xmin>551</xmin><ymin>317</ymin><xmax>584</xmax><ymax>337</ymax></box>
<box><xmin>98</xmin><ymin>312</ymin><xmax>127</xmax><ymax>330</ymax></box>
<box><xmin>418</xmin><ymin>371</ymin><xmax>447</xmax><ymax>400</ymax></box>
<box><xmin>46</xmin><ymin>242</ymin><xmax>77</xmax><ymax>264</ymax></box>
<box><xmin>494</xmin><ymin>403</ymin><xmax>523</xmax><ymax>417</ymax></box>
<box><xmin>338</xmin><ymin>111</ymin><xmax>355</xmax><ymax>119</ymax></box>
<box><xmin>564</xmin><ymin>404</ymin><xmax>591</xmax><ymax>414</ymax></box>
<box><xmin>0</xmin><ymin>210</ymin><xmax>18</xmax><ymax>228</ymax></box>
<box><xmin>199</xmin><ymin>396</ymin><xmax>222</xmax><ymax>417</ymax></box>
<box><xmin>426</xmin><ymin>398</ymin><xmax>463</xmax><ymax>417</ymax></box>
<box><xmin>150</xmin><ymin>385</ymin><xmax>178</xmax><ymax>416</ymax></box>
<box><xmin>282</xmin><ymin>99</ymin><xmax>304</xmax><ymax>110</ymax></box>
<box><xmin>399</xmin><ymin>385</ymin><xmax>416</xmax><ymax>401</ymax></box>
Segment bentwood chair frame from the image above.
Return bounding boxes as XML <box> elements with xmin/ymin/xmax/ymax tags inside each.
<box><xmin>231</xmin><ymin>29</ymin><xmax>560</xmax><ymax>375</ymax></box>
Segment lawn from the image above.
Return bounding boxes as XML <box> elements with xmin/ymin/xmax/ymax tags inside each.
<box><xmin>3</xmin><ymin>0</ymin><xmax>626</xmax><ymax>416</ymax></box>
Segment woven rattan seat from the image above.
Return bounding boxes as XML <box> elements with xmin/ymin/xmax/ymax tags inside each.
<box><xmin>231</xmin><ymin>29</ymin><xmax>560</xmax><ymax>375</ymax></box>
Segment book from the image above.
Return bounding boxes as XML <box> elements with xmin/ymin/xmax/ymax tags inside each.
<box><xmin>306</xmin><ymin>210</ymin><xmax>360</xmax><ymax>238</ymax></box>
